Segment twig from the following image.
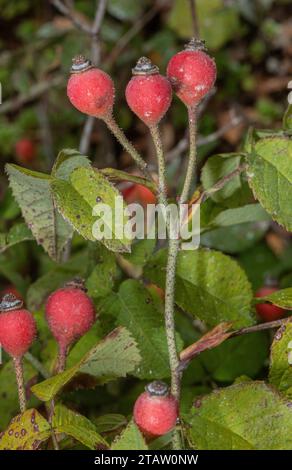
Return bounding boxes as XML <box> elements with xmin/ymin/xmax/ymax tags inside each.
<box><xmin>91</xmin><ymin>0</ymin><xmax>108</xmax><ymax>64</ymax></box>
<box><xmin>230</xmin><ymin>317</ymin><xmax>291</xmax><ymax>338</ymax></box>
<box><xmin>79</xmin><ymin>0</ymin><xmax>108</xmax><ymax>154</ymax></box>
<box><xmin>166</xmin><ymin>111</ymin><xmax>244</xmax><ymax>162</ymax></box>
<box><xmin>199</xmin><ymin>162</ymin><xmax>247</xmax><ymax>203</ymax></box>
<box><xmin>79</xmin><ymin>115</ymin><xmax>95</xmax><ymax>155</ymax></box>
<box><xmin>25</xmin><ymin>352</ymin><xmax>50</xmax><ymax>379</ymax></box>
<box><xmin>198</xmin><ymin>114</ymin><xmax>244</xmax><ymax>146</ymax></box>
<box><xmin>177</xmin><ymin>317</ymin><xmax>292</xmax><ymax>371</ymax></box>
<box><xmin>51</xmin><ymin>0</ymin><xmax>92</xmax><ymax>34</ymax></box>
<box><xmin>36</xmin><ymin>97</ymin><xmax>55</xmax><ymax>170</ymax></box>
<box><xmin>105</xmin><ymin>3</ymin><xmax>161</xmax><ymax>69</ymax></box>
<box><xmin>0</xmin><ymin>75</ymin><xmax>64</xmax><ymax>114</ymax></box>
<box><xmin>188</xmin><ymin>0</ymin><xmax>199</xmax><ymax>37</ymax></box>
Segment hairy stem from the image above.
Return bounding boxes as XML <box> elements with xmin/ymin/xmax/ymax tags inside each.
<box><xmin>149</xmin><ymin>125</ymin><xmax>167</xmax><ymax>205</ymax></box>
<box><xmin>163</xmin><ymin>108</ymin><xmax>198</xmax><ymax>449</ymax></box>
<box><xmin>150</xmin><ymin>122</ymin><xmax>182</xmax><ymax>448</ymax></box>
<box><xmin>56</xmin><ymin>343</ymin><xmax>67</xmax><ymax>374</ymax></box>
<box><xmin>180</xmin><ymin>105</ymin><xmax>197</xmax><ymax>203</ymax></box>
<box><xmin>103</xmin><ymin>114</ymin><xmax>150</xmax><ymax>179</ymax></box>
<box><xmin>13</xmin><ymin>356</ymin><xmax>26</xmax><ymax>413</ymax></box>
<box><xmin>48</xmin><ymin>343</ymin><xmax>68</xmax><ymax>450</ymax></box>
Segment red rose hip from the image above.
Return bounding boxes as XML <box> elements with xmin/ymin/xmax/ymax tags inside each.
<box><xmin>255</xmin><ymin>286</ymin><xmax>286</xmax><ymax>322</ymax></box>
<box><xmin>134</xmin><ymin>381</ymin><xmax>178</xmax><ymax>437</ymax></box>
<box><xmin>122</xmin><ymin>183</ymin><xmax>156</xmax><ymax>207</ymax></box>
<box><xmin>167</xmin><ymin>38</ymin><xmax>216</xmax><ymax>107</ymax></box>
<box><xmin>0</xmin><ymin>294</ymin><xmax>36</xmax><ymax>358</ymax></box>
<box><xmin>15</xmin><ymin>138</ymin><xmax>36</xmax><ymax>163</ymax></box>
<box><xmin>67</xmin><ymin>56</ymin><xmax>115</xmax><ymax>118</ymax></box>
<box><xmin>45</xmin><ymin>278</ymin><xmax>95</xmax><ymax>351</ymax></box>
<box><xmin>126</xmin><ymin>57</ymin><xmax>172</xmax><ymax>126</ymax></box>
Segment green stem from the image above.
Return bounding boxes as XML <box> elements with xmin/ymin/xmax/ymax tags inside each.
<box><xmin>103</xmin><ymin>114</ymin><xmax>151</xmax><ymax>179</ymax></box>
<box><xmin>180</xmin><ymin>105</ymin><xmax>197</xmax><ymax>203</ymax></box>
<box><xmin>162</xmin><ymin>107</ymin><xmax>198</xmax><ymax>449</ymax></box>
<box><xmin>149</xmin><ymin>125</ymin><xmax>167</xmax><ymax>205</ymax></box>
<box><xmin>56</xmin><ymin>343</ymin><xmax>67</xmax><ymax>374</ymax></box>
<box><xmin>48</xmin><ymin>343</ymin><xmax>68</xmax><ymax>450</ymax></box>
<box><xmin>150</xmin><ymin>124</ymin><xmax>182</xmax><ymax>449</ymax></box>
<box><xmin>13</xmin><ymin>356</ymin><xmax>26</xmax><ymax>413</ymax></box>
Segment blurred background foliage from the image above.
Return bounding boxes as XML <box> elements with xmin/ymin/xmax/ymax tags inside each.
<box><xmin>0</xmin><ymin>0</ymin><xmax>291</xmax><ymax>436</ymax></box>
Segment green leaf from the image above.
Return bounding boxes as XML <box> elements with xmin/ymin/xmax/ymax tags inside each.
<box><xmin>0</xmin><ymin>409</ymin><xmax>50</xmax><ymax>450</ymax></box>
<box><xmin>207</xmin><ymin>204</ymin><xmax>270</xmax><ymax>228</ymax></box>
<box><xmin>201</xmin><ymin>221</ymin><xmax>268</xmax><ymax>254</ymax></box>
<box><xmin>26</xmin><ymin>251</ymin><xmax>87</xmax><ymax>310</ymax></box>
<box><xmin>187</xmin><ymin>382</ymin><xmax>292</xmax><ymax>450</ymax></box>
<box><xmin>51</xmin><ymin>167</ymin><xmax>131</xmax><ymax>253</ymax></box>
<box><xmin>283</xmin><ymin>104</ymin><xmax>292</xmax><ymax>130</ymax></box>
<box><xmin>100</xmin><ymin>168</ymin><xmax>157</xmax><ymax>193</ymax></box>
<box><xmin>31</xmin><ymin>327</ymin><xmax>141</xmax><ymax>401</ymax></box>
<box><xmin>145</xmin><ymin>248</ymin><xmax>254</xmax><ymax>328</ymax></box>
<box><xmin>94</xmin><ymin>414</ymin><xmax>127</xmax><ymax>433</ymax></box>
<box><xmin>0</xmin><ymin>223</ymin><xmax>33</xmax><ymax>253</ymax></box>
<box><xmin>201</xmin><ymin>332</ymin><xmax>269</xmax><ymax>382</ymax></box>
<box><xmin>247</xmin><ymin>136</ymin><xmax>292</xmax><ymax>231</ymax></box>
<box><xmin>122</xmin><ymin>239</ymin><xmax>156</xmax><ymax>266</ymax></box>
<box><xmin>51</xmin><ymin>148</ymin><xmax>91</xmax><ymax>180</ymax></box>
<box><xmin>269</xmin><ymin>323</ymin><xmax>292</xmax><ymax>397</ymax></box>
<box><xmin>111</xmin><ymin>421</ymin><xmax>148</xmax><ymax>450</ymax></box>
<box><xmin>52</xmin><ymin>405</ymin><xmax>109</xmax><ymax>450</ymax></box>
<box><xmin>254</xmin><ymin>287</ymin><xmax>292</xmax><ymax>309</ymax></box>
<box><xmin>6</xmin><ymin>164</ymin><xmax>73</xmax><ymax>261</ymax></box>
<box><xmin>86</xmin><ymin>244</ymin><xmax>117</xmax><ymax>299</ymax></box>
<box><xmin>0</xmin><ymin>360</ymin><xmax>38</xmax><ymax>430</ymax></box>
<box><xmin>167</xmin><ymin>0</ymin><xmax>241</xmax><ymax>50</ymax></box>
<box><xmin>201</xmin><ymin>153</ymin><xmax>252</xmax><ymax>207</ymax></box>
<box><xmin>106</xmin><ymin>280</ymin><xmax>179</xmax><ymax>379</ymax></box>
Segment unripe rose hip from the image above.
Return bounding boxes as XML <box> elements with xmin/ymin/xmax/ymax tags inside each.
<box><xmin>0</xmin><ymin>294</ymin><xmax>36</xmax><ymax>358</ymax></box>
<box><xmin>125</xmin><ymin>57</ymin><xmax>172</xmax><ymax>126</ymax></box>
<box><xmin>67</xmin><ymin>56</ymin><xmax>115</xmax><ymax>118</ymax></box>
<box><xmin>15</xmin><ymin>138</ymin><xmax>36</xmax><ymax>163</ymax></box>
<box><xmin>255</xmin><ymin>286</ymin><xmax>286</xmax><ymax>322</ymax></box>
<box><xmin>167</xmin><ymin>38</ymin><xmax>216</xmax><ymax>107</ymax></box>
<box><xmin>133</xmin><ymin>381</ymin><xmax>178</xmax><ymax>437</ymax></box>
<box><xmin>45</xmin><ymin>278</ymin><xmax>95</xmax><ymax>352</ymax></box>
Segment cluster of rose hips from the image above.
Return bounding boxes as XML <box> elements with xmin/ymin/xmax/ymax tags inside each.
<box><xmin>67</xmin><ymin>38</ymin><xmax>216</xmax><ymax>203</ymax></box>
<box><xmin>1</xmin><ymin>40</ymin><xmax>287</xmax><ymax>439</ymax></box>
<box><xmin>0</xmin><ymin>279</ymin><xmax>177</xmax><ymax>437</ymax></box>
<box><xmin>67</xmin><ymin>38</ymin><xmax>216</xmax><ymax>124</ymax></box>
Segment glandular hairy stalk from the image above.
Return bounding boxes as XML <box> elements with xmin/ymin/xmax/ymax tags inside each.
<box><xmin>103</xmin><ymin>114</ymin><xmax>151</xmax><ymax>180</ymax></box>
<box><xmin>13</xmin><ymin>356</ymin><xmax>26</xmax><ymax>413</ymax></box>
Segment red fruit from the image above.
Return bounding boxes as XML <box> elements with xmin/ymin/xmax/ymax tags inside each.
<box><xmin>134</xmin><ymin>381</ymin><xmax>178</xmax><ymax>437</ymax></box>
<box><xmin>122</xmin><ymin>184</ymin><xmax>156</xmax><ymax>207</ymax></box>
<box><xmin>15</xmin><ymin>139</ymin><xmax>36</xmax><ymax>163</ymax></box>
<box><xmin>255</xmin><ymin>286</ymin><xmax>286</xmax><ymax>322</ymax></box>
<box><xmin>45</xmin><ymin>278</ymin><xmax>95</xmax><ymax>349</ymax></box>
<box><xmin>67</xmin><ymin>55</ymin><xmax>115</xmax><ymax>118</ymax></box>
<box><xmin>125</xmin><ymin>57</ymin><xmax>172</xmax><ymax>126</ymax></box>
<box><xmin>0</xmin><ymin>294</ymin><xmax>36</xmax><ymax>358</ymax></box>
<box><xmin>167</xmin><ymin>38</ymin><xmax>216</xmax><ymax>107</ymax></box>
